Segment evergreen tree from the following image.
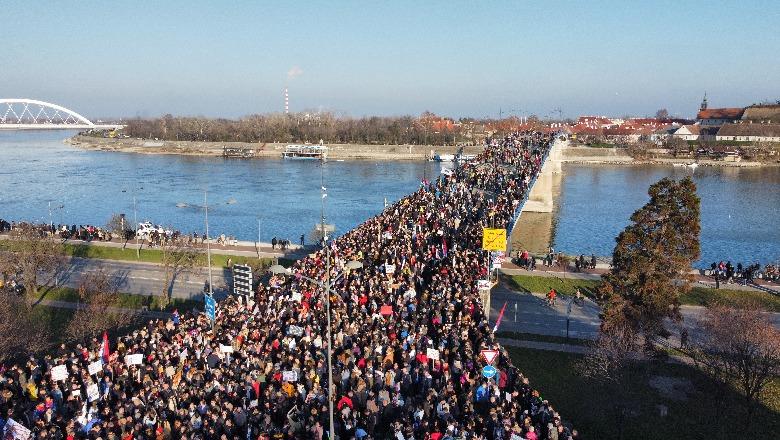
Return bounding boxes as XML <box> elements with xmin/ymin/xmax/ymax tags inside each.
<box><xmin>599</xmin><ymin>177</ymin><xmax>700</xmax><ymax>344</ymax></box>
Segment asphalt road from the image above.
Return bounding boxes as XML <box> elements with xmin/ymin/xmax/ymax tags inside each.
<box><xmin>49</xmin><ymin>257</ymin><xmax>229</xmax><ymax>301</ymax></box>
<box><xmin>488</xmin><ymin>281</ymin><xmax>780</xmax><ymax>341</ymax></box>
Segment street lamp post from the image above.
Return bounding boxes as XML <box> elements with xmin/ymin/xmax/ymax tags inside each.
<box><xmin>204</xmin><ymin>190</ymin><xmax>214</xmax><ymax>296</ymax></box>
<box><xmin>269</xmin><ymin>260</ymin><xmax>361</xmax><ymax>440</ymax></box>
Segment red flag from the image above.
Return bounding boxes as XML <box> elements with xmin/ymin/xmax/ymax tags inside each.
<box><xmin>102</xmin><ymin>331</ymin><xmax>110</xmax><ymax>363</ymax></box>
<box><xmin>492</xmin><ymin>301</ymin><xmax>508</xmax><ymax>333</ymax></box>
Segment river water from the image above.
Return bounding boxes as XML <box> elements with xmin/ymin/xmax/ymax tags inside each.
<box><xmin>2</xmin><ymin>132</ymin><xmax>778</xmax><ymax>265</ymax></box>
<box><xmin>553</xmin><ymin>163</ymin><xmax>780</xmax><ymax>266</ymax></box>
<box><xmin>0</xmin><ymin>131</ymin><xmax>440</xmax><ymax>243</ymax></box>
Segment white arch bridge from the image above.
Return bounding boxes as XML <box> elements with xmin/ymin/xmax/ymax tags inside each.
<box><xmin>0</xmin><ymin>99</ymin><xmax>123</xmax><ymax>130</ymax></box>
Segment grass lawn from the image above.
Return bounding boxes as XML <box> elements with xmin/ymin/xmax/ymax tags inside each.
<box><xmin>507</xmin><ymin>346</ymin><xmax>780</xmax><ymax>440</ymax></box>
<box><xmin>0</xmin><ymin>240</ymin><xmax>289</xmax><ymax>269</ymax></box>
<box><xmin>30</xmin><ymin>286</ymin><xmax>202</xmax><ymax>312</ymax></box>
<box><xmin>507</xmin><ymin>274</ymin><xmax>780</xmax><ymax>312</ymax></box>
<box><xmin>495</xmin><ymin>331</ymin><xmax>590</xmax><ymax>346</ymax></box>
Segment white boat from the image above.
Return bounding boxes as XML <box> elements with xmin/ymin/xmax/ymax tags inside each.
<box><xmin>433</xmin><ymin>154</ymin><xmax>455</xmax><ymax>162</ymax></box>
<box><xmin>282</xmin><ymin>144</ymin><xmax>328</xmax><ymax>160</ymax></box>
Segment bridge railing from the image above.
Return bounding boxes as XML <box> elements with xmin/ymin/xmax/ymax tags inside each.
<box><xmin>505</xmin><ymin>137</ymin><xmax>557</xmax><ymax>255</ymax></box>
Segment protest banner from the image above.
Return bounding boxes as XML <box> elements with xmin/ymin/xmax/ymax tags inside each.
<box><xmin>380</xmin><ymin>305</ymin><xmax>393</xmax><ymax>316</ymax></box>
<box><xmin>282</xmin><ymin>370</ymin><xmax>298</xmax><ymax>382</ymax></box>
<box><xmin>219</xmin><ymin>344</ymin><xmax>234</xmax><ymax>354</ymax></box>
<box><xmin>426</xmin><ymin>348</ymin><xmax>440</xmax><ymax>361</ymax></box>
<box><xmin>385</xmin><ymin>264</ymin><xmax>396</xmax><ymax>274</ymax></box>
<box><xmin>87</xmin><ymin>360</ymin><xmax>102</xmax><ymax>376</ymax></box>
<box><xmin>125</xmin><ymin>354</ymin><xmax>143</xmax><ymax>366</ymax></box>
<box><xmin>291</xmin><ymin>291</ymin><xmax>302</xmax><ymax>302</ymax></box>
<box><xmin>50</xmin><ymin>365</ymin><xmax>69</xmax><ymax>382</ymax></box>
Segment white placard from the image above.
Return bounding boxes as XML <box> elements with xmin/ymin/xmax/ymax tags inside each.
<box><xmin>249</xmin><ymin>399</ymin><xmax>258</xmax><ymax>408</ymax></box>
<box><xmin>287</xmin><ymin>325</ymin><xmax>304</xmax><ymax>337</ymax></box>
<box><xmin>220</xmin><ymin>344</ymin><xmax>234</xmax><ymax>354</ymax></box>
<box><xmin>282</xmin><ymin>370</ymin><xmax>298</xmax><ymax>382</ymax></box>
<box><xmin>477</xmin><ymin>280</ymin><xmax>491</xmax><ymax>290</ymax></box>
<box><xmin>426</xmin><ymin>348</ymin><xmax>440</xmax><ymax>361</ymax></box>
<box><xmin>385</xmin><ymin>264</ymin><xmax>396</xmax><ymax>274</ymax></box>
<box><xmin>3</xmin><ymin>418</ymin><xmax>31</xmax><ymax>440</ymax></box>
<box><xmin>87</xmin><ymin>383</ymin><xmax>100</xmax><ymax>402</ymax></box>
<box><xmin>87</xmin><ymin>360</ymin><xmax>103</xmax><ymax>376</ymax></box>
<box><xmin>51</xmin><ymin>365</ymin><xmax>69</xmax><ymax>382</ymax></box>
<box><xmin>291</xmin><ymin>291</ymin><xmax>302</xmax><ymax>302</ymax></box>
<box><xmin>125</xmin><ymin>354</ymin><xmax>143</xmax><ymax>366</ymax></box>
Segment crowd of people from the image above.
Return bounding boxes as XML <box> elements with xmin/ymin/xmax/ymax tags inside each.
<box><xmin>0</xmin><ymin>132</ymin><xmax>580</xmax><ymax>439</ymax></box>
<box><xmin>708</xmin><ymin>260</ymin><xmax>779</xmax><ymax>285</ymax></box>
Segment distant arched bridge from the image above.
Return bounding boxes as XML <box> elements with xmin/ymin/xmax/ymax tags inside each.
<box><xmin>0</xmin><ymin>98</ymin><xmax>123</xmax><ymax>130</ymax></box>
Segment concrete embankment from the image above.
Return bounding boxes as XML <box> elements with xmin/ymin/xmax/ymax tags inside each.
<box><xmin>562</xmin><ymin>145</ymin><xmax>771</xmax><ymax>167</ymax></box>
<box><xmin>67</xmin><ymin>136</ymin><xmax>484</xmax><ymax>161</ymax></box>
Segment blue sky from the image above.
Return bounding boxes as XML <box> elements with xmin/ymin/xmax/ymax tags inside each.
<box><xmin>2</xmin><ymin>1</ymin><xmax>778</xmax><ymax>119</ymax></box>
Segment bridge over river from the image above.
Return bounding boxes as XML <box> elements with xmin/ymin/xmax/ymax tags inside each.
<box><xmin>0</xmin><ymin>98</ymin><xmax>122</xmax><ymax>130</ymax></box>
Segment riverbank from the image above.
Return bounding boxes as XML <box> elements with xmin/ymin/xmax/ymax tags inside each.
<box><xmin>562</xmin><ymin>145</ymin><xmax>779</xmax><ymax>167</ymax></box>
<box><xmin>67</xmin><ymin>135</ymin><xmax>484</xmax><ymax>161</ymax></box>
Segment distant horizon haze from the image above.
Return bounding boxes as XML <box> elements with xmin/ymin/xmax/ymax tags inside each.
<box><xmin>2</xmin><ymin>1</ymin><xmax>778</xmax><ymax>120</ymax></box>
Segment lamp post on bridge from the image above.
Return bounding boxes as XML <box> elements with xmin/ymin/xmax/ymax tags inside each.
<box><xmin>269</xmin><ymin>164</ymin><xmax>361</xmax><ymax>440</ymax></box>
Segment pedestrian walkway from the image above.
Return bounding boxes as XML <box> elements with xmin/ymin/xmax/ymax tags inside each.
<box><xmin>0</xmin><ymin>232</ymin><xmax>310</xmax><ymax>260</ymax></box>
<box><xmin>499</xmin><ymin>265</ymin><xmax>775</xmax><ymax>294</ymax></box>
<box><xmin>498</xmin><ymin>337</ymin><xmax>588</xmax><ymax>354</ymax></box>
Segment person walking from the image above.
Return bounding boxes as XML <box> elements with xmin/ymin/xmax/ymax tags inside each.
<box><xmin>271</xmin><ymin>236</ymin><xmax>277</xmax><ymax>250</ymax></box>
<box><xmin>300</xmin><ymin>234</ymin><xmax>305</xmax><ymax>246</ymax></box>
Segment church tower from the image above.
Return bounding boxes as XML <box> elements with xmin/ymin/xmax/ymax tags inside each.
<box><xmin>700</xmin><ymin>92</ymin><xmax>708</xmax><ymax>110</ymax></box>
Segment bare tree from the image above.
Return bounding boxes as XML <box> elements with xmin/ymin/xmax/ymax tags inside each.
<box><xmin>580</xmin><ymin>324</ymin><xmax>641</xmax><ymax>440</ymax></box>
<box><xmin>687</xmin><ymin>303</ymin><xmax>780</xmax><ymax>432</ymax></box>
<box><xmin>159</xmin><ymin>236</ymin><xmax>200</xmax><ymax>309</ymax></box>
<box><xmin>65</xmin><ymin>269</ymin><xmax>137</xmax><ymax>342</ymax></box>
<box><xmin>106</xmin><ymin>213</ymin><xmax>131</xmax><ymax>242</ymax></box>
<box><xmin>655</xmin><ymin>108</ymin><xmax>669</xmax><ymax>119</ymax></box>
<box><xmin>2</xmin><ymin>223</ymin><xmax>65</xmax><ymax>303</ymax></box>
<box><xmin>0</xmin><ymin>293</ymin><xmax>49</xmax><ymax>365</ymax></box>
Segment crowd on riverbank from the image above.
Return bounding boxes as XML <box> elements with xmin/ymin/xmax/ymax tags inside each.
<box><xmin>708</xmin><ymin>260</ymin><xmax>779</xmax><ymax>284</ymax></box>
<box><xmin>0</xmin><ymin>132</ymin><xmax>581</xmax><ymax>440</ymax></box>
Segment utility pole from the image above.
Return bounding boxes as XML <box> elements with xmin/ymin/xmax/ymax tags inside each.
<box><xmin>320</xmin><ymin>163</ymin><xmax>336</xmax><ymax>440</ymax></box>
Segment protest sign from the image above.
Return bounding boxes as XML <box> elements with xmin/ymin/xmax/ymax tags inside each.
<box><xmin>51</xmin><ymin>365</ymin><xmax>69</xmax><ymax>382</ymax></box>
<box><xmin>87</xmin><ymin>360</ymin><xmax>103</xmax><ymax>376</ymax></box>
<box><xmin>219</xmin><ymin>344</ymin><xmax>234</xmax><ymax>354</ymax></box>
<box><xmin>380</xmin><ymin>305</ymin><xmax>393</xmax><ymax>316</ymax></box>
<box><xmin>2</xmin><ymin>418</ymin><xmax>31</xmax><ymax>440</ymax></box>
<box><xmin>291</xmin><ymin>291</ymin><xmax>302</xmax><ymax>302</ymax></box>
<box><xmin>426</xmin><ymin>348</ymin><xmax>440</xmax><ymax>361</ymax></box>
<box><xmin>87</xmin><ymin>383</ymin><xmax>100</xmax><ymax>402</ymax></box>
<box><xmin>125</xmin><ymin>354</ymin><xmax>143</xmax><ymax>366</ymax></box>
<box><xmin>282</xmin><ymin>370</ymin><xmax>298</xmax><ymax>382</ymax></box>
<box><xmin>287</xmin><ymin>325</ymin><xmax>304</xmax><ymax>337</ymax></box>
<box><xmin>385</xmin><ymin>264</ymin><xmax>396</xmax><ymax>274</ymax></box>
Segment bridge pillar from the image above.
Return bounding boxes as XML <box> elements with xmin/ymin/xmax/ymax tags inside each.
<box><xmin>522</xmin><ymin>139</ymin><xmax>565</xmax><ymax>213</ymax></box>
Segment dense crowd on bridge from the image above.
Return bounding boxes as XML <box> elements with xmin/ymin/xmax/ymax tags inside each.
<box><xmin>0</xmin><ymin>132</ymin><xmax>583</xmax><ymax>440</ymax></box>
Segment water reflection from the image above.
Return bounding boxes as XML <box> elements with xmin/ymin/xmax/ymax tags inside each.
<box><xmin>553</xmin><ymin>164</ymin><xmax>780</xmax><ymax>265</ymax></box>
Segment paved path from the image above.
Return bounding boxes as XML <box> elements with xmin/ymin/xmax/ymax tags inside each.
<box><xmin>500</xmin><ymin>265</ymin><xmax>780</xmax><ymax>294</ymax></box>
<box><xmin>34</xmin><ymin>298</ymin><xmax>172</xmax><ymax>319</ymax></box>
<box><xmin>488</xmin><ymin>279</ymin><xmax>780</xmax><ymax>342</ymax></box>
<box><xmin>0</xmin><ymin>233</ymin><xmax>310</xmax><ymax>260</ymax></box>
<box><xmin>498</xmin><ymin>338</ymin><xmax>588</xmax><ymax>354</ymax></box>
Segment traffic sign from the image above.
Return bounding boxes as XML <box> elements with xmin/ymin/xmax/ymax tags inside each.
<box><xmin>232</xmin><ymin>264</ymin><xmax>253</xmax><ymax>297</ymax></box>
<box><xmin>482</xmin><ymin>228</ymin><xmax>506</xmax><ymax>251</ymax></box>
<box><xmin>480</xmin><ymin>349</ymin><xmax>499</xmax><ymax>365</ymax></box>
<box><xmin>482</xmin><ymin>365</ymin><xmax>497</xmax><ymax>379</ymax></box>
<box><xmin>205</xmin><ymin>295</ymin><xmax>216</xmax><ymax>322</ymax></box>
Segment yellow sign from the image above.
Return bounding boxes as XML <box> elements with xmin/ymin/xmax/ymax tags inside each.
<box><xmin>482</xmin><ymin>228</ymin><xmax>506</xmax><ymax>251</ymax></box>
